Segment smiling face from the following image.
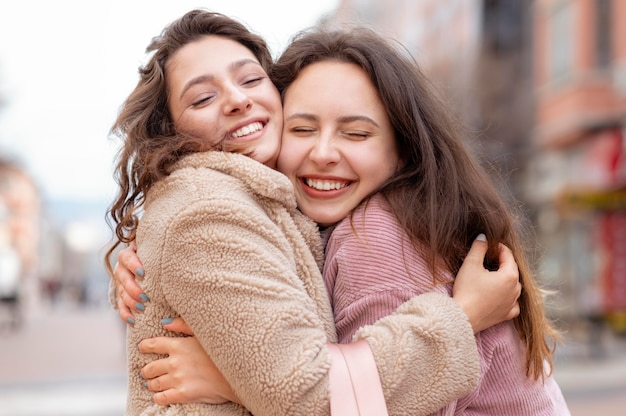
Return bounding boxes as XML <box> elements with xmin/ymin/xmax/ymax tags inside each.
<box><xmin>277</xmin><ymin>61</ymin><xmax>400</xmax><ymax>227</ymax></box>
<box><xmin>166</xmin><ymin>35</ymin><xmax>283</xmax><ymax>167</ymax></box>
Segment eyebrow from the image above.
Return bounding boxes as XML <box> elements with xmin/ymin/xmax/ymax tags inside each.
<box><xmin>179</xmin><ymin>58</ymin><xmax>261</xmax><ymax>99</ymax></box>
<box><xmin>286</xmin><ymin>113</ymin><xmax>380</xmax><ymax>127</ymax></box>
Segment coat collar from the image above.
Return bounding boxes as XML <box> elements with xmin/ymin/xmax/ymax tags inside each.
<box><xmin>172</xmin><ymin>151</ymin><xmax>297</xmax><ymax>210</ymax></box>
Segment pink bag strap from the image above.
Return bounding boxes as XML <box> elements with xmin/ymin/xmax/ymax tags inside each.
<box><xmin>327</xmin><ymin>340</ymin><xmax>389</xmax><ymax>416</ymax></box>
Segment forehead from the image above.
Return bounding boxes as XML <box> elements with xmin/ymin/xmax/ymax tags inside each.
<box><xmin>167</xmin><ymin>36</ymin><xmax>258</xmax><ymax>78</ymax></box>
<box><xmin>284</xmin><ymin>61</ymin><xmax>385</xmax><ymax>114</ymax></box>
<box><xmin>166</xmin><ymin>35</ymin><xmax>260</xmax><ymax>96</ymax></box>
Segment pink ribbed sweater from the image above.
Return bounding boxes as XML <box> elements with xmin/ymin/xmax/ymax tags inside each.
<box><xmin>323</xmin><ymin>194</ymin><xmax>571</xmax><ymax>415</ymax></box>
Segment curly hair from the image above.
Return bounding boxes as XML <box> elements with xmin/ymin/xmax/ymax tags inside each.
<box><xmin>104</xmin><ymin>9</ymin><xmax>273</xmax><ymax>276</ymax></box>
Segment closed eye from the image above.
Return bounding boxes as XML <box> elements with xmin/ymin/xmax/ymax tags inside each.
<box><xmin>289</xmin><ymin>126</ymin><xmax>316</xmax><ymax>135</ymax></box>
<box><xmin>242</xmin><ymin>76</ymin><xmax>264</xmax><ymax>87</ymax></box>
<box><xmin>192</xmin><ymin>95</ymin><xmax>216</xmax><ymax>107</ymax></box>
<box><xmin>343</xmin><ymin>130</ymin><xmax>371</xmax><ymax>139</ymax></box>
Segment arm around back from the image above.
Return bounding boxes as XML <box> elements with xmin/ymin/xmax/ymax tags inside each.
<box><xmin>355</xmin><ymin>292</ymin><xmax>480</xmax><ymax>416</ymax></box>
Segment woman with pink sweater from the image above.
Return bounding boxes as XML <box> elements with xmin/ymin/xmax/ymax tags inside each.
<box><xmin>275</xmin><ymin>28</ymin><xmax>569</xmax><ymax>414</ymax></box>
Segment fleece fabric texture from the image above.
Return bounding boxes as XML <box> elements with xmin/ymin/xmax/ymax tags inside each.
<box><xmin>325</xmin><ymin>193</ymin><xmax>571</xmax><ymax>415</ymax></box>
<box><xmin>121</xmin><ymin>151</ymin><xmax>481</xmax><ymax>415</ymax></box>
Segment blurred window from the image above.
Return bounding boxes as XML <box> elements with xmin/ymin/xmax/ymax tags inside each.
<box><xmin>483</xmin><ymin>0</ymin><xmax>523</xmax><ymax>54</ymax></box>
<box><xmin>549</xmin><ymin>2</ymin><xmax>573</xmax><ymax>81</ymax></box>
<box><xmin>595</xmin><ymin>0</ymin><xmax>611</xmax><ymax>69</ymax></box>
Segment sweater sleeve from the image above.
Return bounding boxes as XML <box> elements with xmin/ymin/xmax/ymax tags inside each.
<box><xmin>325</xmin><ymin>198</ymin><xmax>478</xmax><ymax>415</ymax></box>
<box><xmin>153</xmin><ymin>198</ymin><xmax>332</xmax><ymax>416</ymax></box>
<box><xmin>324</xmin><ymin>198</ymin><xmax>451</xmax><ymax>344</ymax></box>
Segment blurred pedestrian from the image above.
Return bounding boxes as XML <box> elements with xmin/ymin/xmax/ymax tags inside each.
<box><xmin>0</xmin><ymin>201</ymin><xmax>22</xmax><ymax>330</ymax></box>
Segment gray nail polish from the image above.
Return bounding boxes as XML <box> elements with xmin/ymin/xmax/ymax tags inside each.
<box><xmin>161</xmin><ymin>317</ymin><xmax>173</xmax><ymax>325</ymax></box>
<box><xmin>143</xmin><ymin>381</ymin><xmax>148</xmax><ymax>388</ymax></box>
<box><xmin>127</xmin><ymin>317</ymin><xmax>135</xmax><ymax>325</ymax></box>
<box><xmin>139</xmin><ymin>293</ymin><xmax>150</xmax><ymax>302</ymax></box>
<box><xmin>136</xmin><ymin>268</ymin><xmax>145</xmax><ymax>277</ymax></box>
<box><xmin>135</xmin><ymin>302</ymin><xmax>145</xmax><ymax>312</ymax></box>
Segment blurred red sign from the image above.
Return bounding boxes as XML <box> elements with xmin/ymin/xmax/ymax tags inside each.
<box><xmin>601</xmin><ymin>212</ymin><xmax>626</xmax><ymax>311</ymax></box>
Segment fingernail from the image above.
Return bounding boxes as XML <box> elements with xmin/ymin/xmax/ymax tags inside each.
<box><xmin>127</xmin><ymin>317</ymin><xmax>135</xmax><ymax>325</ymax></box>
<box><xmin>139</xmin><ymin>371</ymin><xmax>144</xmax><ymax>379</ymax></box>
<box><xmin>139</xmin><ymin>293</ymin><xmax>150</xmax><ymax>302</ymax></box>
<box><xmin>161</xmin><ymin>317</ymin><xmax>173</xmax><ymax>325</ymax></box>
<box><xmin>135</xmin><ymin>302</ymin><xmax>145</xmax><ymax>312</ymax></box>
<box><xmin>136</xmin><ymin>268</ymin><xmax>145</xmax><ymax>278</ymax></box>
<box><xmin>475</xmin><ymin>233</ymin><xmax>486</xmax><ymax>242</ymax></box>
<box><xmin>143</xmin><ymin>381</ymin><xmax>148</xmax><ymax>388</ymax></box>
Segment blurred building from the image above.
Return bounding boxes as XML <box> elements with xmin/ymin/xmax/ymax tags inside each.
<box><xmin>0</xmin><ymin>157</ymin><xmax>40</xmax><ymax>327</ymax></box>
<box><xmin>326</xmin><ymin>0</ymin><xmax>626</xmax><ymax>333</ymax></box>
<box><xmin>0</xmin><ymin>155</ymin><xmax>109</xmax><ymax>319</ymax></box>
<box><xmin>529</xmin><ymin>0</ymin><xmax>626</xmax><ymax>332</ymax></box>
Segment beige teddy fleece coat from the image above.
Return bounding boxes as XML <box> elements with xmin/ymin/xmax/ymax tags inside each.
<box><xmin>123</xmin><ymin>151</ymin><xmax>479</xmax><ymax>416</ymax></box>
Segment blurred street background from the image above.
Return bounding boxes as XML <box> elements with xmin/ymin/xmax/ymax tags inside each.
<box><xmin>1</xmin><ymin>0</ymin><xmax>625</xmax><ymax>415</ymax></box>
<box><xmin>2</xmin><ymin>302</ymin><xmax>626</xmax><ymax>416</ymax></box>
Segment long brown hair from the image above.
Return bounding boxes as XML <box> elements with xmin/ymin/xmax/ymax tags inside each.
<box><xmin>272</xmin><ymin>27</ymin><xmax>558</xmax><ymax>379</ymax></box>
<box><xmin>104</xmin><ymin>9</ymin><xmax>273</xmax><ymax>276</ymax></box>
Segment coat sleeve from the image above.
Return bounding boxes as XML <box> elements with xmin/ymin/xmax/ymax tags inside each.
<box><xmin>155</xmin><ymin>198</ymin><xmax>332</xmax><ymax>416</ymax></box>
<box><xmin>354</xmin><ymin>292</ymin><xmax>480</xmax><ymax>416</ymax></box>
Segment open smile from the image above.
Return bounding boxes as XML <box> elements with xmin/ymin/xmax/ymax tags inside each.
<box><xmin>230</xmin><ymin>121</ymin><xmax>265</xmax><ymax>140</ymax></box>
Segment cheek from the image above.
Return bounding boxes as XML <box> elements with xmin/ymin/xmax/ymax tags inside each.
<box><xmin>176</xmin><ymin>113</ymin><xmax>220</xmax><ymax>142</ymax></box>
<box><xmin>357</xmin><ymin>146</ymin><xmax>398</xmax><ymax>185</ymax></box>
<box><xmin>276</xmin><ymin>139</ymin><xmax>300</xmax><ymax>175</ymax></box>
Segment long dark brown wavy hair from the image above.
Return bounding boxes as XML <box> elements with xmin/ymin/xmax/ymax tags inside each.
<box><xmin>271</xmin><ymin>27</ymin><xmax>558</xmax><ymax>380</ymax></box>
<box><xmin>104</xmin><ymin>9</ymin><xmax>273</xmax><ymax>276</ymax></box>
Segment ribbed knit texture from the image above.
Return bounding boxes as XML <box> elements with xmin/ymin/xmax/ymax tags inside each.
<box><xmin>324</xmin><ymin>194</ymin><xmax>571</xmax><ymax>415</ymax></box>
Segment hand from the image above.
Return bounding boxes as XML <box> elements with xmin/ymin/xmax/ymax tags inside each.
<box><xmin>161</xmin><ymin>317</ymin><xmax>194</xmax><ymax>335</ymax></box>
<box><xmin>139</xmin><ymin>331</ymin><xmax>240</xmax><ymax>406</ymax></box>
<box><xmin>452</xmin><ymin>234</ymin><xmax>521</xmax><ymax>333</ymax></box>
<box><xmin>113</xmin><ymin>241</ymin><xmax>147</xmax><ymax>324</ymax></box>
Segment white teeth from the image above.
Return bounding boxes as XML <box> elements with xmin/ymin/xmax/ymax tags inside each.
<box><xmin>305</xmin><ymin>179</ymin><xmax>348</xmax><ymax>191</ymax></box>
<box><xmin>231</xmin><ymin>122</ymin><xmax>263</xmax><ymax>138</ymax></box>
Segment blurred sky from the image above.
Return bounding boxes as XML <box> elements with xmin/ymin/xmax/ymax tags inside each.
<box><xmin>0</xmin><ymin>0</ymin><xmax>339</xmax><ymax>204</ymax></box>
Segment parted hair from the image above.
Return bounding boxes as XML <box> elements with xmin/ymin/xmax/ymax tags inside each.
<box><xmin>105</xmin><ymin>9</ymin><xmax>273</xmax><ymax>275</ymax></box>
<box><xmin>272</xmin><ymin>27</ymin><xmax>558</xmax><ymax>380</ymax></box>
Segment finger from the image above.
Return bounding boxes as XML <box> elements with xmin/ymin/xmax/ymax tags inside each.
<box><xmin>117</xmin><ymin>292</ymin><xmax>136</xmax><ymax>324</ymax></box>
<box><xmin>118</xmin><ymin>245</ymin><xmax>146</xmax><ymax>282</ymax></box>
<box><xmin>141</xmin><ymin>356</ymin><xmax>170</xmax><ymax>380</ymax></box>
<box><xmin>496</xmin><ymin>243</ymin><xmax>518</xmax><ymax>273</ymax></box>
<box><xmin>508</xmin><ymin>302</ymin><xmax>520</xmax><ymax>320</ymax></box>
<box><xmin>114</xmin><ymin>260</ymin><xmax>145</xmax><ymax>303</ymax></box>
<box><xmin>139</xmin><ymin>336</ymin><xmax>179</xmax><ymax>355</ymax></box>
<box><xmin>117</xmin><ymin>279</ymin><xmax>143</xmax><ymax>313</ymax></box>
<box><xmin>162</xmin><ymin>317</ymin><xmax>194</xmax><ymax>335</ymax></box>
<box><xmin>464</xmin><ymin>233</ymin><xmax>488</xmax><ymax>265</ymax></box>
<box><xmin>153</xmin><ymin>389</ymin><xmax>187</xmax><ymax>406</ymax></box>
<box><xmin>145</xmin><ymin>374</ymin><xmax>172</xmax><ymax>392</ymax></box>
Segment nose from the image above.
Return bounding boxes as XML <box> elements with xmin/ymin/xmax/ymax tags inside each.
<box><xmin>309</xmin><ymin>131</ymin><xmax>340</xmax><ymax>166</ymax></box>
<box><xmin>223</xmin><ymin>85</ymin><xmax>252</xmax><ymax>115</ymax></box>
